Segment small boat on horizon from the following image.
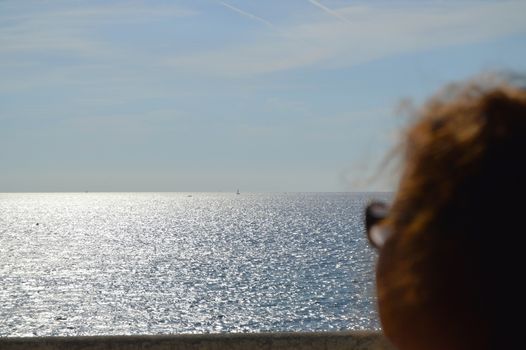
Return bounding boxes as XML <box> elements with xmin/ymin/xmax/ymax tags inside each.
<box><xmin>236</xmin><ymin>189</ymin><xmax>240</xmax><ymax>195</ymax></box>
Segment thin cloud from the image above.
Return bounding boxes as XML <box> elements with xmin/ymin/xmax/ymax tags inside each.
<box><xmin>0</xmin><ymin>2</ymin><xmax>195</xmax><ymax>57</ymax></box>
<box><xmin>2</xmin><ymin>2</ymin><xmax>196</xmax><ymax>24</ymax></box>
<box><xmin>219</xmin><ymin>2</ymin><xmax>274</xmax><ymax>28</ymax></box>
<box><xmin>308</xmin><ymin>0</ymin><xmax>351</xmax><ymax>23</ymax></box>
<box><xmin>166</xmin><ymin>1</ymin><xmax>526</xmax><ymax>76</ymax></box>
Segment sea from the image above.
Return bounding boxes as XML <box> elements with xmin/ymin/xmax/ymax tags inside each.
<box><xmin>0</xmin><ymin>192</ymin><xmax>391</xmax><ymax>337</ymax></box>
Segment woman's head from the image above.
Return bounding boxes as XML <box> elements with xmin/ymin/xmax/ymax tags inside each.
<box><xmin>370</xmin><ymin>79</ymin><xmax>526</xmax><ymax>350</ymax></box>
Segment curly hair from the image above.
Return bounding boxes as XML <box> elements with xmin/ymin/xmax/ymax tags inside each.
<box><xmin>376</xmin><ymin>78</ymin><xmax>526</xmax><ymax>350</ymax></box>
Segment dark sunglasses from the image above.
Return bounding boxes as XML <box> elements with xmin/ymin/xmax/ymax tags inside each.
<box><xmin>365</xmin><ymin>201</ymin><xmax>392</xmax><ymax>249</ymax></box>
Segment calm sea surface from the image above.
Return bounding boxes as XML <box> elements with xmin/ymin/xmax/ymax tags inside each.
<box><xmin>0</xmin><ymin>192</ymin><xmax>390</xmax><ymax>337</ymax></box>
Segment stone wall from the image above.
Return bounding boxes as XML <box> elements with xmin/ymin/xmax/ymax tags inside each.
<box><xmin>0</xmin><ymin>331</ymin><xmax>395</xmax><ymax>350</ymax></box>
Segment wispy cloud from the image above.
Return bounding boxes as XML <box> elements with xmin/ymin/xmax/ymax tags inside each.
<box><xmin>2</xmin><ymin>0</ymin><xmax>526</xmax><ymax>81</ymax></box>
<box><xmin>0</xmin><ymin>1</ymin><xmax>195</xmax><ymax>56</ymax></box>
<box><xmin>219</xmin><ymin>2</ymin><xmax>274</xmax><ymax>28</ymax></box>
<box><xmin>308</xmin><ymin>0</ymin><xmax>351</xmax><ymax>23</ymax></box>
<box><xmin>166</xmin><ymin>1</ymin><xmax>526</xmax><ymax>76</ymax></box>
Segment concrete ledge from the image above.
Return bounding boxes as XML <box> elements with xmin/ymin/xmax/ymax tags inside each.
<box><xmin>0</xmin><ymin>331</ymin><xmax>395</xmax><ymax>350</ymax></box>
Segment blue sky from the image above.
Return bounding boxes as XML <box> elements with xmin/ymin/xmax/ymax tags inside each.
<box><xmin>1</xmin><ymin>0</ymin><xmax>526</xmax><ymax>192</ymax></box>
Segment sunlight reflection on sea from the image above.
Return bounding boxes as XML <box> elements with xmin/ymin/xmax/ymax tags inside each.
<box><xmin>0</xmin><ymin>192</ymin><xmax>390</xmax><ymax>336</ymax></box>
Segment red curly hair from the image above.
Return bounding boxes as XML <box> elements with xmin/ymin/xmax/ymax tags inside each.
<box><xmin>376</xmin><ymin>79</ymin><xmax>526</xmax><ymax>350</ymax></box>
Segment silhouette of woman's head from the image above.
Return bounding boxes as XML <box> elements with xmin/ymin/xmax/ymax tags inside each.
<box><xmin>367</xmin><ymin>77</ymin><xmax>526</xmax><ymax>350</ymax></box>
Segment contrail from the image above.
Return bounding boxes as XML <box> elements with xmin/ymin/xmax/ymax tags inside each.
<box><xmin>219</xmin><ymin>2</ymin><xmax>274</xmax><ymax>28</ymax></box>
<box><xmin>308</xmin><ymin>0</ymin><xmax>351</xmax><ymax>23</ymax></box>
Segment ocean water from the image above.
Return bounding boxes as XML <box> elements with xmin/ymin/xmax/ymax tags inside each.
<box><xmin>0</xmin><ymin>192</ymin><xmax>390</xmax><ymax>337</ymax></box>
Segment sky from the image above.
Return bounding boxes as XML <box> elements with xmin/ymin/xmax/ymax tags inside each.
<box><xmin>1</xmin><ymin>0</ymin><xmax>526</xmax><ymax>192</ymax></box>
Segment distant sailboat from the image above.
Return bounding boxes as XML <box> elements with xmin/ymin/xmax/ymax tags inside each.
<box><xmin>236</xmin><ymin>189</ymin><xmax>240</xmax><ymax>195</ymax></box>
